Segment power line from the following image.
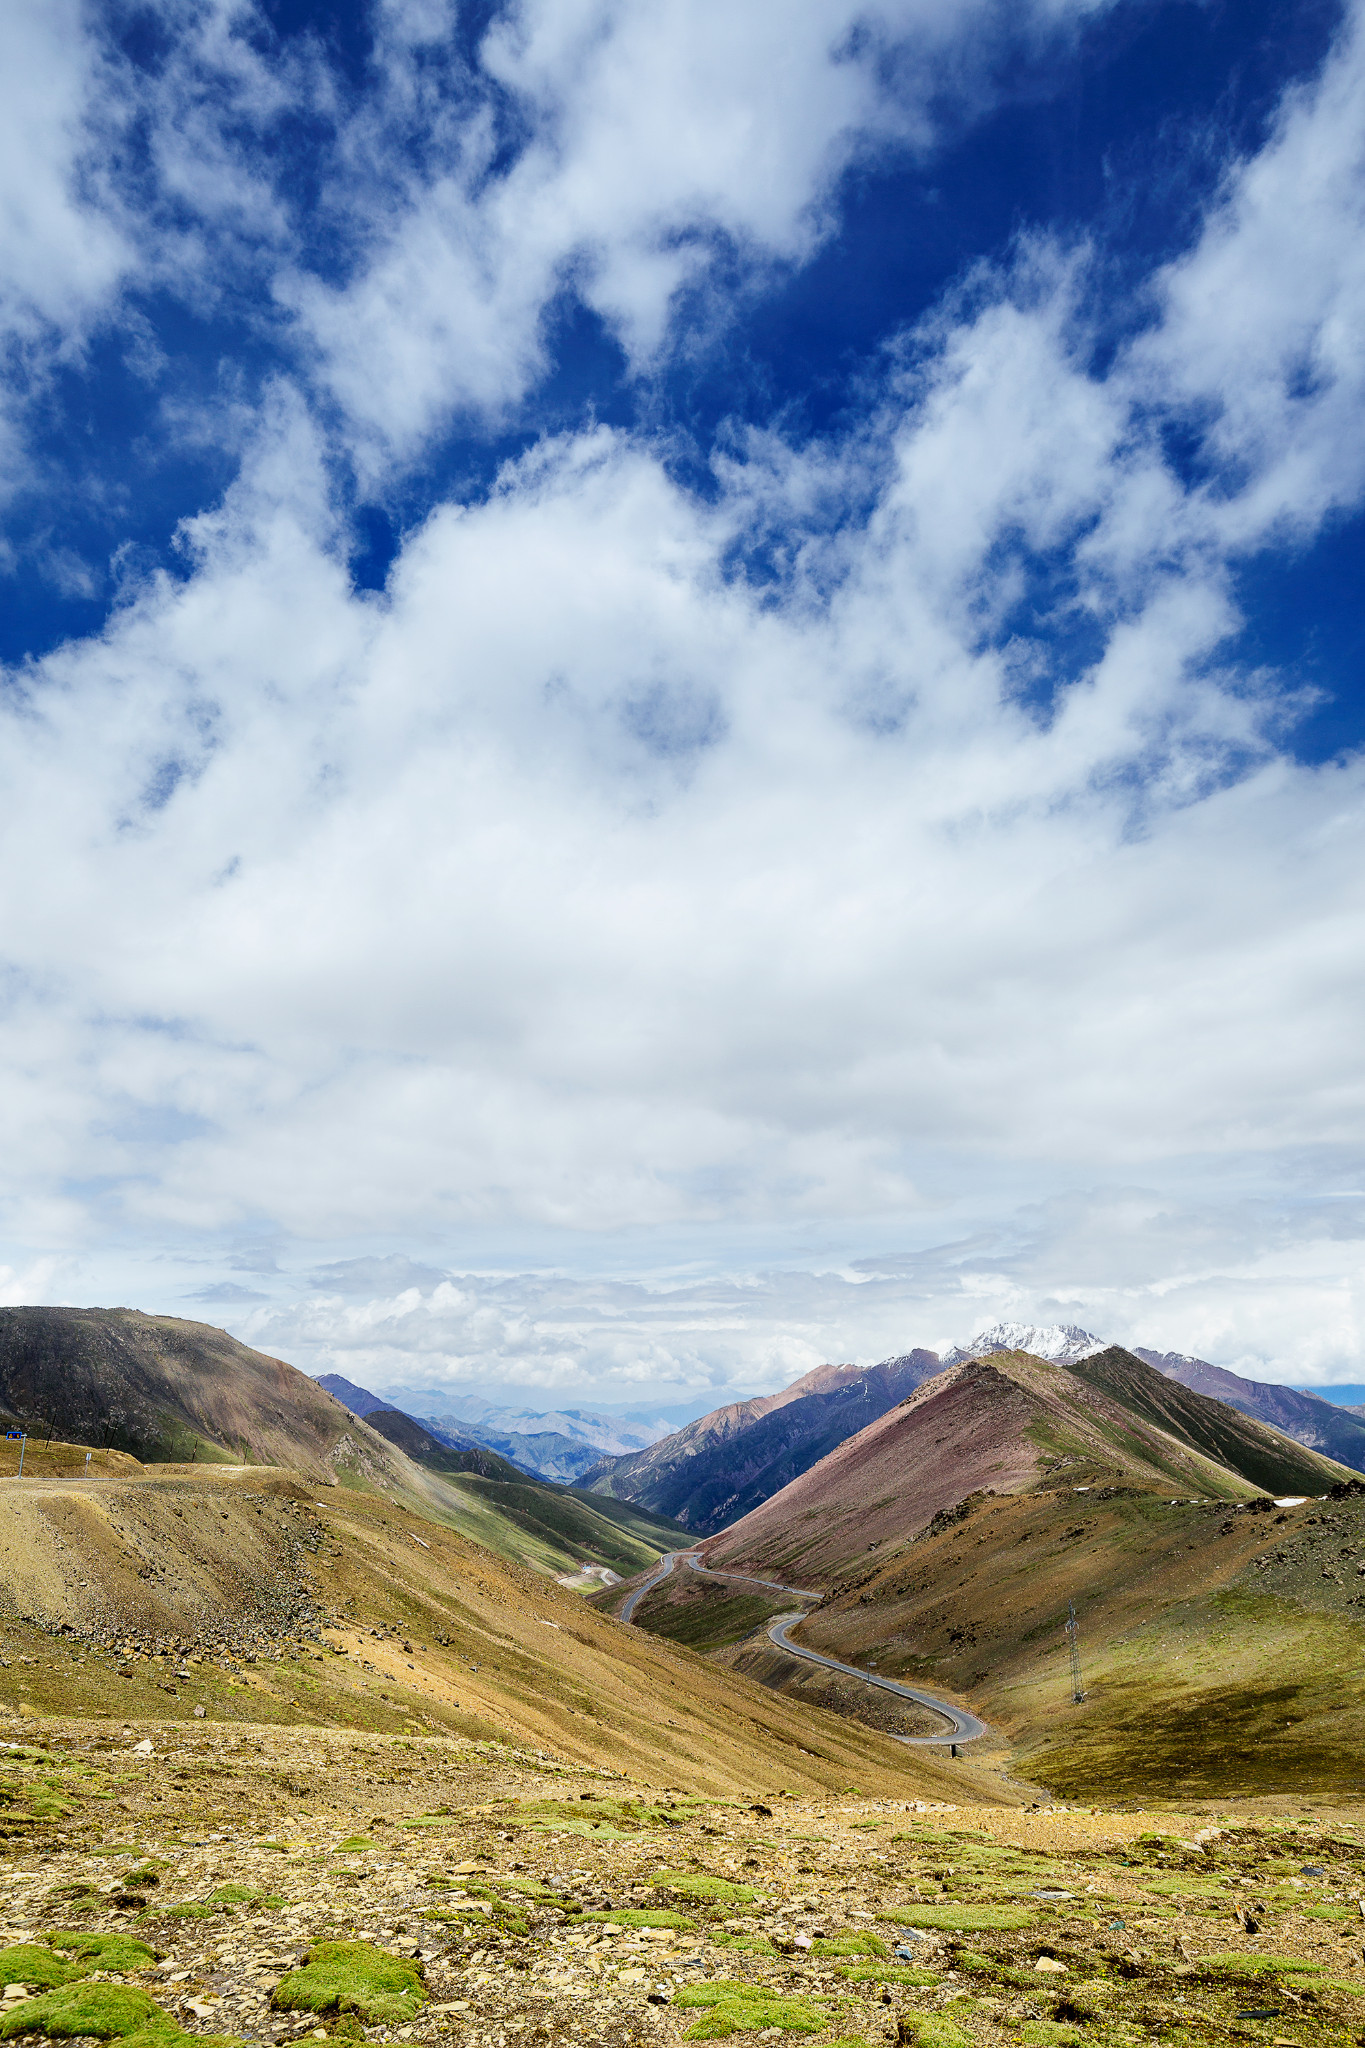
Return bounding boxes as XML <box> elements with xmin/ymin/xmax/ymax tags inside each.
<box><xmin>1066</xmin><ymin>1599</ymin><xmax>1085</xmax><ymax>1703</ymax></box>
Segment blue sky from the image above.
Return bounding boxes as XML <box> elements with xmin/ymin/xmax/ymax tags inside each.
<box><xmin>1</xmin><ymin>0</ymin><xmax>1363</xmax><ymax>1408</ymax></box>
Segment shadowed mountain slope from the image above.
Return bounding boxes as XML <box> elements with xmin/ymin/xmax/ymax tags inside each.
<box><xmin>1068</xmin><ymin>1346</ymin><xmax>1356</xmax><ymax>1497</ymax></box>
<box><xmin>1136</xmin><ymin>1348</ymin><xmax>1365</xmax><ymax>1474</ymax></box>
<box><xmin>315</xmin><ymin>1371</ymin><xmax>392</xmax><ymax>1417</ymax></box>
<box><xmin>363</xmin><ymin>1406</ymin><xmax>527</xmax><ymax>1482</ymax></box>
<box><xmin>0</xmin><ymin>1306</ymin><xmax>374</xmax><ymax>1473</ymax></box>
<box><xmin>584</xmin><ymin>1350</ymin><xmax>942</xmax><ymax>1532</ymax></box>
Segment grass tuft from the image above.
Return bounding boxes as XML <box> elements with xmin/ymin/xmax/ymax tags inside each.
<box><xmin>271</xmin><ymin>1940</ymin><xmax>426</xmax><ymax>2026</ymax></box>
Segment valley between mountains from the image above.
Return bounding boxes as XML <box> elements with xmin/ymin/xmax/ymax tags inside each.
<box><xmin>3</xmin><ymin>1309</ymin><xmax>1365</xmax><ymax>2048</ymax></box>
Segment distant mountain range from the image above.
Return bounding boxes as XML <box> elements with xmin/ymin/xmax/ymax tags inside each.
<box><xmin>585</xmin><ymin>1319</ymin><xmax>1365</xmax><ymax>1532</ymax></box>
<box><xmin>311</xmin><ymin>1384</ymin><xmax>671</xmax><ymax>1482</ymax></box>
<box><xmin>315</xmin><ymin>1375</ymin><xmax>666</xmax><ymax>1483</ymax></box>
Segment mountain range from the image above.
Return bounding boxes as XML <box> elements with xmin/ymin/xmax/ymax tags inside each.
<box><xmin>585</xmin><ymin>1319</ymin><xmax>1365</xmax><ymax>1531</ymax></box>
<box><xmin>315</xmin><ymin>1375</ymin><xmax>666</xmax><ymax>1483</ymax></box>
<box><xmin>700</xmin><ymin>1343</ymin><xmax>1351</xmax><ymax>1586</ymax></box>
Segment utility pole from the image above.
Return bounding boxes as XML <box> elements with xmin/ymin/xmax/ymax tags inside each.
<box><xmin>1066</xmin><ymin>1599</ymin><xmax>1085</xmax><ymax>1703</ymax></box>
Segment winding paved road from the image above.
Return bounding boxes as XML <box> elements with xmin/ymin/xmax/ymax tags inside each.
<box><xmin>766</xmin><ymin>1611</ymin><xmax>987</xmax><ymax>1746</ymax></box>
<box><xmin>620</xmin><ymin>1547</ymin><xmax>986</xmax><ymax>1746</ymax></box>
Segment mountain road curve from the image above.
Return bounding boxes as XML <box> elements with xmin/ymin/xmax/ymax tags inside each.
<box><xmin>766</xmin><ymin>1611</ymin><xmax>987</xmax><ymax>1746</ymax></box>
<box><xmin>620</xmin><ymin>1548</ymin><xmax>986</xmax><ymax>1745</ymax></box>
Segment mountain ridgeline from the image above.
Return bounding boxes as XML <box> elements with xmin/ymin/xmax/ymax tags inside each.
<box><xmin>586</xmin><ymin>1328</ymin><xmax>1365</xmax><ymax>1533</ymax></box>
<box><xmin>701</xmin><ymin>1345</ymin><xmax>1353</xmax><ymax>1588</ymax></box>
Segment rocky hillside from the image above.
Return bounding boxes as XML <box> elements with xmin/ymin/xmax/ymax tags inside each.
<box><xmin>0</xmin><ymin>1460</ymin><xmax>980</xmax><ymax>1800</ymax></box>
<box><xmin>584</xmin><ymin>1350</ymin><xmax>942</xmax><ymax>1531</ymax></box>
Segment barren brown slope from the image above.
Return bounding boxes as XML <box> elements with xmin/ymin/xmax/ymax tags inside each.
<box><xmin>0</xmin><ymin>1462</ymin><xmax>998</xmax><ymax>1802</ymax></box>
<box><xmin>702</xmin><ymin>1350</ymin><xmax>1264</xmax><ymax>1586</ymax></box>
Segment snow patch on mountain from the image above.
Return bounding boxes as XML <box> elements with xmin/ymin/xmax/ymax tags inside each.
<box><xmin>943</xmin><ymin>1321</ymin><xmax>1108</xmax><ymax>1366</ymax></box>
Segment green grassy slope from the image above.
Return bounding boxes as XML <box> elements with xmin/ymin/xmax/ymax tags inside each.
<box><xmin>1063</xmin><ymin>1347</ymin><xmax>1354</xmax><ymax>1496</ymax></box>
<box><xmin>421</xmin><ymin>1471</ymin><xmax>689</xmax><ymax>1580</ymax></box>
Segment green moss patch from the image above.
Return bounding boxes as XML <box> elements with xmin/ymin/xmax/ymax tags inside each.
<box><xmin>1021</xmin><ymin>2025</ymin><xmax>1085</xmax><ymax>2046</ymax></box>
<box><xmin>271</xmin><ymin>1941</ymin><xmax>426</xmax><ymax>2026</ymax></box>
<box><xmin>0</xmin><ymin>1984</ymin><xmax>167</xmax><ymax>2040</ymax></box>
<box><xmin>896</xmin><ymin>2018</ymin><xmax>971</xmax><ymax>2048</ymax></box>
<box><xmin>1204</xmin><ymin>1953</ymin><xmax>1323</xmax><ymax>1977</ymax></box>
<box><xmin>580</xmin><ymin>1909</ymin><xmax>695</xmax><ymax>1930</ymax></box>
<box><xmin>713</xmin><ymin>1934</ymin><xmax>778</xmax><ymax>1957</ymax></box>
<box><xmin>656</xmin><ymin>1872</ymin><xmax>757</xmax><ymax>1905</ymax></box>
<box><xmin>836</xmin><ymin>1964</ymin><xmax>939</xmax><ymax>1987</ymax></box>
<box><xmin>512</xmin><ymin>1797</ymin><xmax>675</xmax><ymax>1836</ymax></box>
<box><xmin>898</xmin><ymin>1904</ymin><xmax>1033</xmax><ymax>1932</ymax></box>
<box><xmin>208</xmin><ymin>1885</ymin><xmax>262</xmax><ymax>1905</ymax></box>
<box><xmin>0</xmin><ymin>1947</ymin><xmax>79</xmax><ymax>1992</ymax></box>
<box><xmin>46</xmin><ymin>1933</ymin><xmax>157</xmax><ymax>1973</ymax></box>
<box><xmin>334</xmin><ymin>1837</ymin><xmax>374</xmax><ymax>1853</ymax></box>
<box><xmin>155</xmin><ymin>1906</ymin><xmax>213</xmax><ymax>1922</ymax></box>
<box><xmin>810</xmin><ymin>1934</ymin><xmax>887</xmax><ymax>1959</ymax></box>
<box><xmin>674</xmin><ymin>1981</ymin><xmax>827</xmax><ymax>2038</ymax></box>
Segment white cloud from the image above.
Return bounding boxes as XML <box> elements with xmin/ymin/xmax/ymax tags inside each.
<box><xmin>2</xmin><ymin>0</ymin><xmax>1365</xmax><ymax>1402</ymax></box>
<box><xmin>293</xmin><ymin>0</ymin><xmax>1123</xmax><ymax>465</ymax></box>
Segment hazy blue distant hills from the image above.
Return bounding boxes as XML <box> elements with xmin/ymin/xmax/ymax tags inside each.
<box><xmin>584</xmin><ymin>1352</ymin><xmax>943</xmax><ymax>1532</ymax></box>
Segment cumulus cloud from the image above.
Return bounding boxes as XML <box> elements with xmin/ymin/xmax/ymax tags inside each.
<box><xmin>1</xmin><ymin>0</ymin><xmax>1364</xmax><ymax>1399</ymax></box>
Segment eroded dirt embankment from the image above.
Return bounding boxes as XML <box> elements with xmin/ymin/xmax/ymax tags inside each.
<box><xmin>0</xmin><ymin>1470</ymin><xmax>328</xmax><ymax>1655</ymax></box>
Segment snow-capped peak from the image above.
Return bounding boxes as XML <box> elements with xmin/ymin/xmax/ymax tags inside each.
<box><xmin>942</xmin><ymin>1321</ymin><xmax>1108</xmax><ymax>1367</ymax></box>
